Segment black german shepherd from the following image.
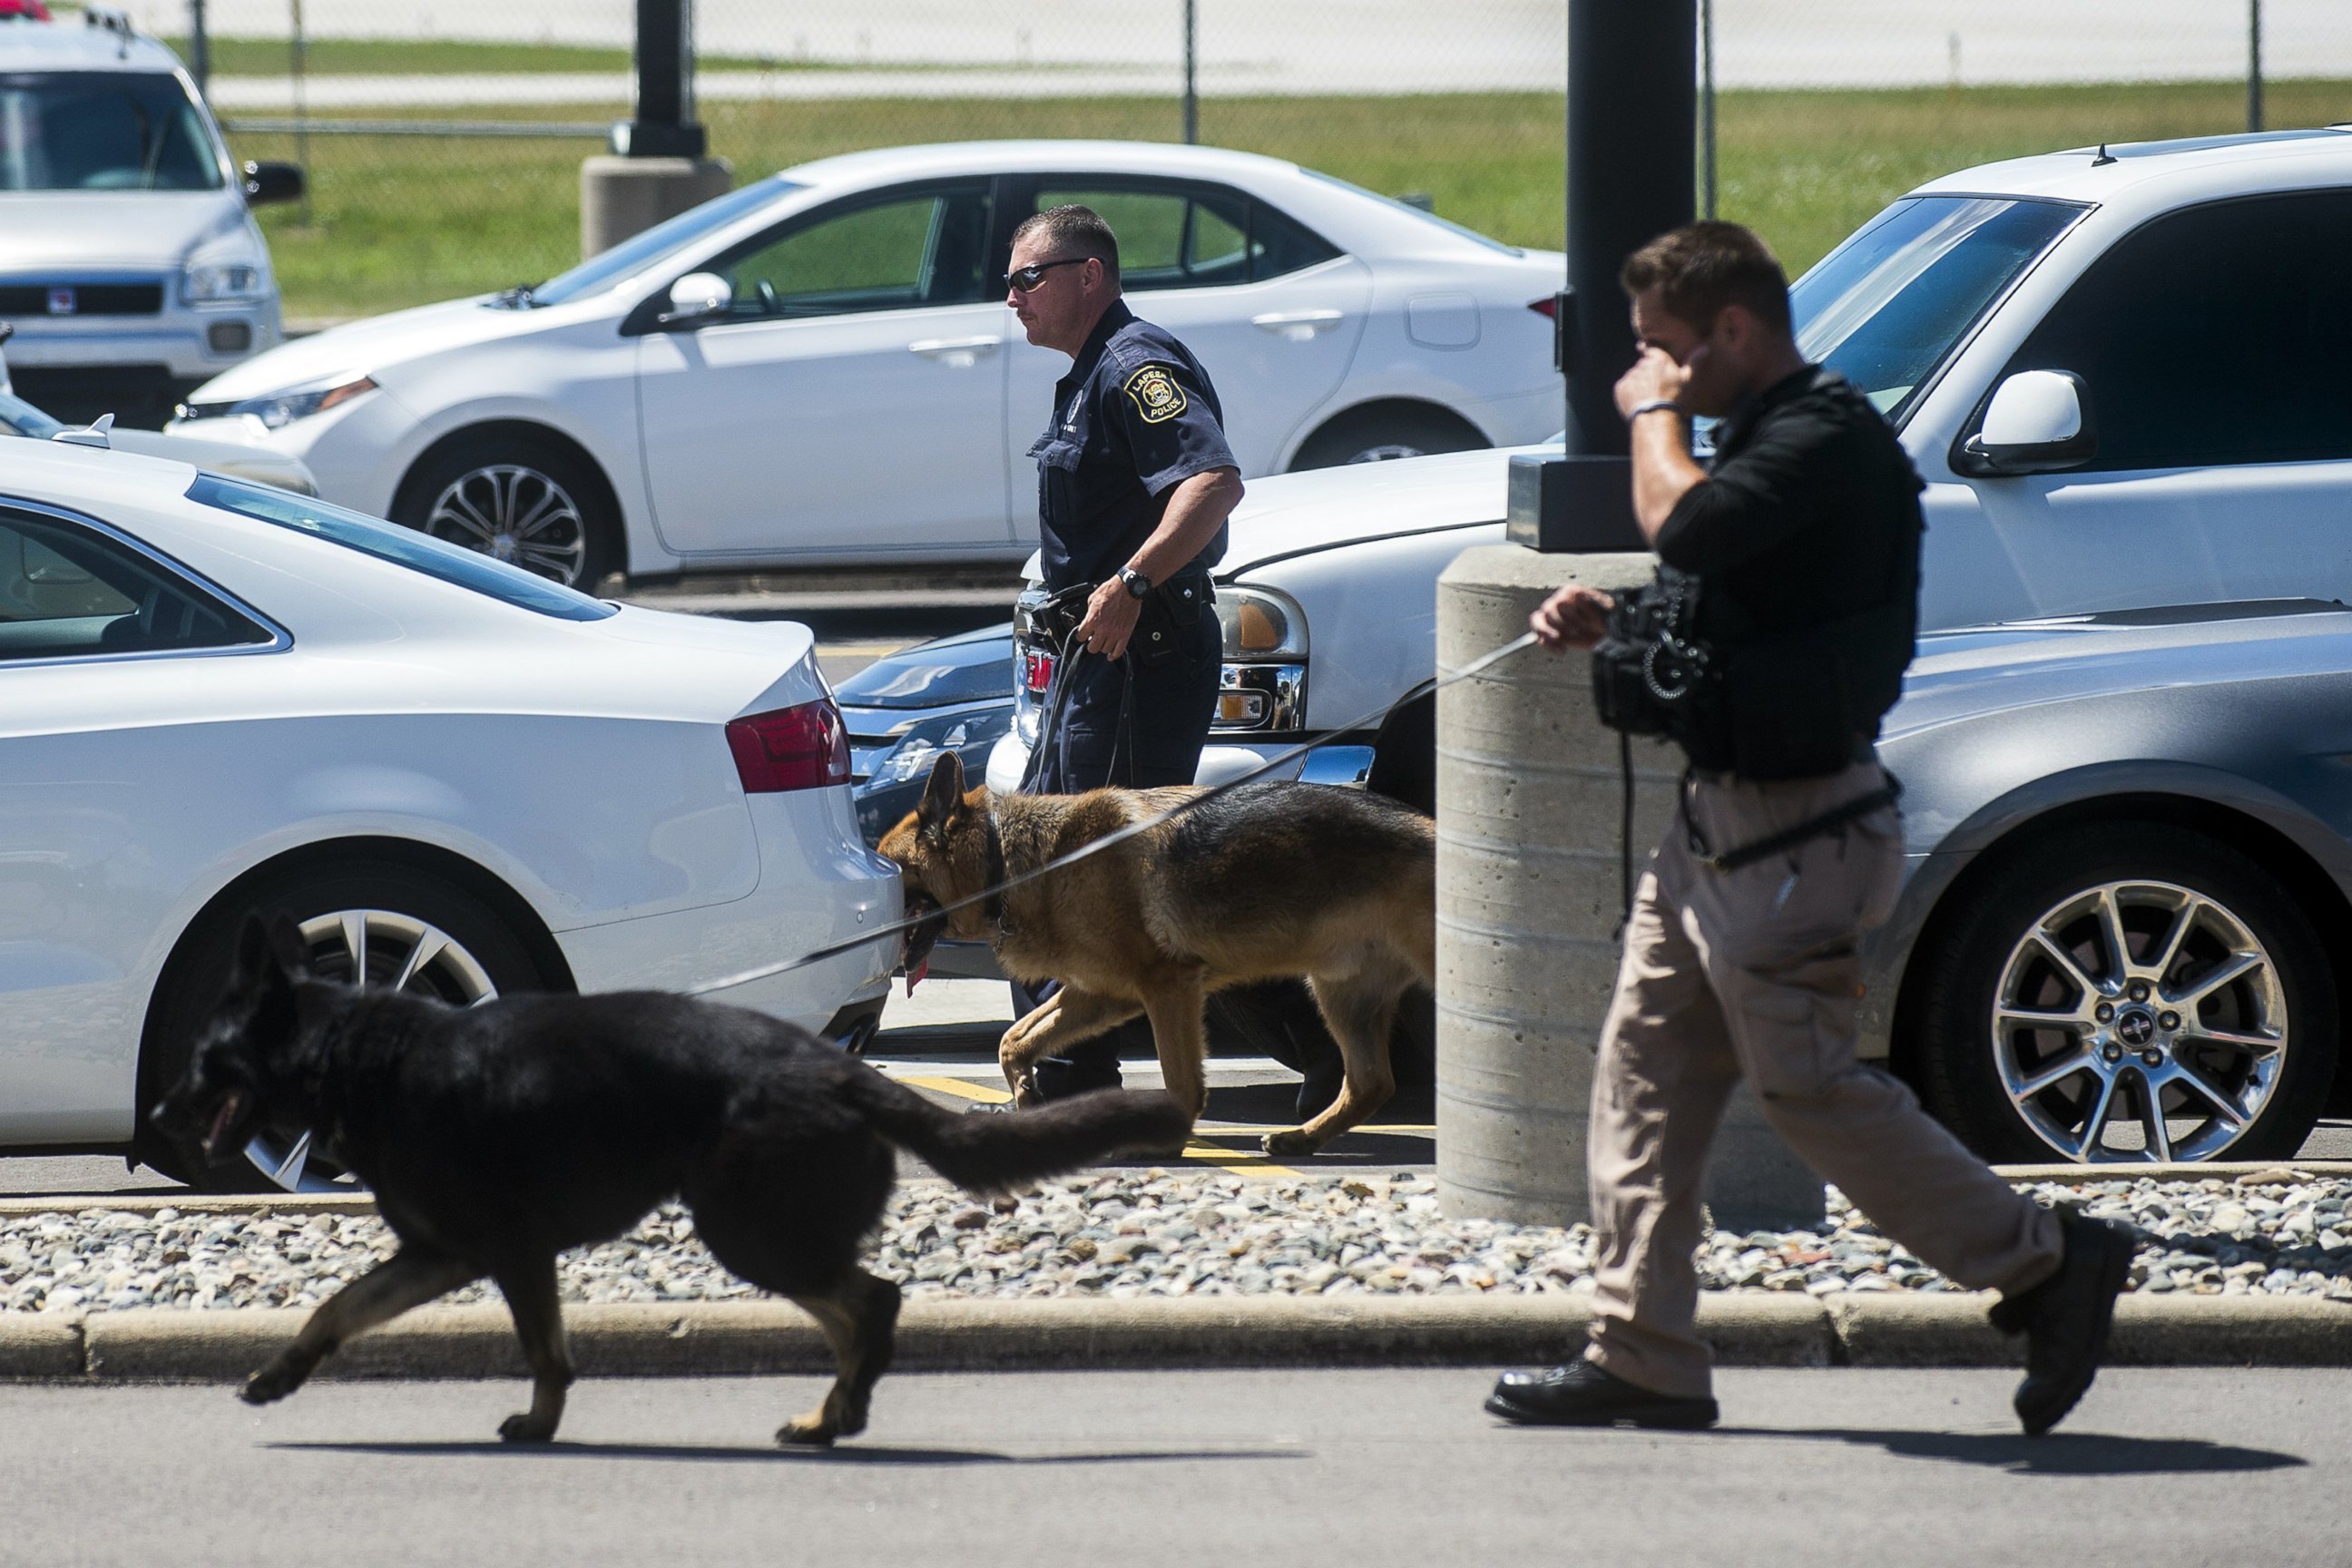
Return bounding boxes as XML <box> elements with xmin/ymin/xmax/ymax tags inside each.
<box><xmin>151</xmin><ymin>913</ymin><xmax>1188</xmax><ymax>1446</ymax></box>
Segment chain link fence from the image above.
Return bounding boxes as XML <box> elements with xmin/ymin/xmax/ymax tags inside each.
<box><xmin>83</xmin><ymin>1</ymin><xmax>2352</xmax><ymax>320</ymax></box>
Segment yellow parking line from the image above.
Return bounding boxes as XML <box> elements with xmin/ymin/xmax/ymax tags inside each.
<box><xmin>895</xmin><ymin>1075</ymin><xmax>1301</xmax><ymax>1178</ymax></box>
<box><xmin>899</xmin><ymin>1073</ymin><xmax>1010</xmax><ymax>1104</ymax></box>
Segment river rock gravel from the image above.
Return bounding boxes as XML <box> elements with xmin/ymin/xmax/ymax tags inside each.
<box><xmin>6</xmin><ymin>1170</ymin><xmax>2352</xmax><ymax>1315</ymax></box>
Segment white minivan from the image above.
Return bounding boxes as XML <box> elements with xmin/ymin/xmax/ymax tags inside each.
<box><xmin>0</xmin><ymin>10</ymin><xmax>301</xmax><ymax>426</ymax></box>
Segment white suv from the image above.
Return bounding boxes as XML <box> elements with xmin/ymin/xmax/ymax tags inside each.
<box><xmin>0</xmin><ymin>10</ymin><xmax>301</xmax><ymax>426</ymax></box>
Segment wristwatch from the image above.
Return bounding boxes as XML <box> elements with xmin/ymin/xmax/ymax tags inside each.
<box><xmin>1118</xmin><ymin>566</ymin><xmax>1153</xmax><ymax>600</ymax></box>
<box><xmin>1627</xmin><ymin>397</ymin><xmax>1685</xmax><ymax>422</ymax></box>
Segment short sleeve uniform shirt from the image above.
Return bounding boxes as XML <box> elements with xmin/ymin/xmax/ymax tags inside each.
<box><xmin>1030</xmin><ymin>299</ymin><xmax>1238</xmax><ymax>593</ymax></box>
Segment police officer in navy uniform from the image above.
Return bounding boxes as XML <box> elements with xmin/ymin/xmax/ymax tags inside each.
<box><xmin>1005</xmin><ymin>203</ymin><xmax>1245</xmax><ymax>1099</ymax></box>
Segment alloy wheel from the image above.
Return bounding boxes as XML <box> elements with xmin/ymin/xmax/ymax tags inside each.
<box><xmin>239</xmin><ymin>908</ymin><xmax>500</xmax><ymax>1191</ymax></box>
<box><xmin>421</xmin><ymin>463</ymin><xmax>589</xmax><ymax>585</ymax></box>
<box><xmin>1990</xmin><ymin>877</ymin><xmax>2288</xmax><ymax>1162</ymax></box>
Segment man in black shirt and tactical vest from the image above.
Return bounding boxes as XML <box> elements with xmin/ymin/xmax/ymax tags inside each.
<box><xmin>1488</xmin><ymin>222</ymin><xmax>2133</xmax><ymax>1437</ymax></box>
<box><xmin>1004</xmin><ymin>203</ymin><xmax>1243</xmax><ymax>1100</ymax></box>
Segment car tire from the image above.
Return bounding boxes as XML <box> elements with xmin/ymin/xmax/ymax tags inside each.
<box><xmin>1907</xmin><ymin>823</ymin><xmax>2337</xmax><ymax>1165</ymax></box>
<box><xmin>1288</xmin><ymin>407</ymin><xmax>1485</xmax><ymax>471</ymax></box>
<box><xmin>136</xmin><ymin>859</ymin><xmax>561</xmax><ymax>1191</ymax></box>
<box><xmin>394</xmin><ymin>435</ymin><xmax>620</xmax><ymax>590</ymax></box>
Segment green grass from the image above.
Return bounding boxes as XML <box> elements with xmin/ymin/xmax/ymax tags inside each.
<box><xmin>225</xmin><ymin>79</ymin><xmax>2352</xmax><ymax>320</ymax></box>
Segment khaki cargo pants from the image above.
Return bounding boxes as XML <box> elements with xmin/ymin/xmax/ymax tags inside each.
<box><xmin>1583</xmin><ymin>759</ymin><xmax>2063</xmax><ymax>1399</ymax></box>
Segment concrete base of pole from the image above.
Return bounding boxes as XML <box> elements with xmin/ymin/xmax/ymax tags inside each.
<box><xmin>580</xmin><ymin>154</ymin><xmax>733</xmax><ymax>260</ymax></box>
<box><xmin>1434</xmin><ymin>544</ymin><xmax>1827</xmax><ymax>1234</ymax></box>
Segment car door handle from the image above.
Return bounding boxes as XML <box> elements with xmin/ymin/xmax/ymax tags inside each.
<box><xmin>1251</xmin><ymin>309</ymin><xmax>1344</xmax><ymax>339</ymax></box>
<box><xmin>908</xmin><ymin>336</ymin><xmax>1002</xmax><ymax>360</ymax></box>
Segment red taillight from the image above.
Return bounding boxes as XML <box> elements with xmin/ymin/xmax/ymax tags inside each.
<box><xmin>1527</xmin><ymin>296</ymin><xmax>1559</xmax><ymax>319</ymax></box>
<box><xmin>726</xmin><ymin>699</ymin><xmax>850</xmax><ymax>793</ymax></box>
<box><xmin>1024</xmin><ymin>650</ymin><xmax>1056</xmax><ymax>693</ymax></box>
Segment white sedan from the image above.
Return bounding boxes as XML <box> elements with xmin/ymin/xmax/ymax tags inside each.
<box><xmin>0</xmin><ymin>441</ymin><xmax>899</xmax><ymax>1189</ymax></box>
<box><xmin>164</xmin><ymin>140</ymin><xmax>1567</xmax><ymax>588</ymax></box>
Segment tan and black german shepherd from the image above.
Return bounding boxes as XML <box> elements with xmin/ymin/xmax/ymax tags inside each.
<box><xmin>879</xmin><ymin>753</ymin><xmax>1436</xmax><ymax>1154</ymax></box>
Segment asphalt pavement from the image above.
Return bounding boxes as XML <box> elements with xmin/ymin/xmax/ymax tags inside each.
<box><xmin>3</xmin><ymin>1367</ymin><xmax>2338</xmax><ymax>1567</ymax></box>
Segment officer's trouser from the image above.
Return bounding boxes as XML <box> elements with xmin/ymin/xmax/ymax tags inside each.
<box><xmin>1583</xmin><ymin>759</ymin><xmax>2064</xmax><ymax>1399</ymax></box>
<box><xmin>1016</xmin><ymin>597</ymin><xmax>1221</xmax><ymax>1090</ymax></box>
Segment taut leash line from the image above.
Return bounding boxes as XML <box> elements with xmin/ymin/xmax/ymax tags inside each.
<box><xmin>690</xmin><ymin>631</ymin><xmax>1540</xmax><ymax>997</ymax></box>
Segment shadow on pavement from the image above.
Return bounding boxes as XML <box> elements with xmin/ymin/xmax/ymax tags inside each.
<box><xmin>271</xmin><ymin>1439</ymin><xmax>1301</xmax><ymax>1467</ymax></box>
<box><xmin>1717</xmin><ymin>1426</ymin><xmax>2304</xmax><ymax>1475</ymax></box>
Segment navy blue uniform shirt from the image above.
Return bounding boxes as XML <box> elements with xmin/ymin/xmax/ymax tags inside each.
<box><xmin>1030</xmin><ymin>299</ymin><xmax>1238</xmax><ymax>592</ymax></box>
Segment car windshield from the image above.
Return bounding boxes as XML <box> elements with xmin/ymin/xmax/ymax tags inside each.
<box><xmin>524</xmin><ymin>178</ymin><xmax>801</xmax><ymax>307</ymax></box>
<box><xmin>0</xmin><ymin>71</ymin><xmax>223</xmax><ymax>191</ymax></box>
<box><xmin>1792</xmin><ymin>195</ymin><xmax>2083</xmax><ymax>423</ymax></box>
<box><xmin>185</xmin><ymin>474</ymin><xmax>618</xmax><ymax>621</ymax></box>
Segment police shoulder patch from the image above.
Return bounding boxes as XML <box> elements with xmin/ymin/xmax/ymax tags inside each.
<box><xmin>1122</xmin><ymin>363</ymin><xmax>1188</xmax><ymax>424</ymax></box>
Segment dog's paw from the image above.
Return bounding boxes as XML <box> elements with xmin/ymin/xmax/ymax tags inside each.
<box><xmin>241</xmin><ymin>1359</ymin><xmax>304</xmax><ymax>1406</ymax></box>
<box><xmin>1011</xmin><ymin>1078</ymin><xmax>1046</xmax><ymax>1111</ymax></box>
<box><xmin>1262</xmin><ymin>1127</ymin><xmax>1324</xmax><ymax>1158</ymax></box>
<box><xmin>498</xmin><ymin>1412</ymin><xmax>557</xmax><ymax>1445</ymax></box>
<box><xmin>777</xmin><ymin>1416</ymin><xmax>838</xmax><ymax>1447</ymax></box>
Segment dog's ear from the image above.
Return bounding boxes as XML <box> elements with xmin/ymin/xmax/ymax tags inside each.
<box><xmin>232</xmin><ymin>911</ymin><xmax>274</xmax><ymax>985</ymax></box>
<box><xmin>264</xmin><ymin>913</ymin><xmax>311</xmax><ymax>979</ymax></box>
<box><xmin>917</xmin><ymin>751</ymin><xmax>967</xmax><ymax>843</ymax></box>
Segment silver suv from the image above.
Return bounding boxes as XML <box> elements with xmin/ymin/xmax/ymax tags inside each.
<box><xmin>0</xmin><ymin>10</ymin><xmax>302</xmax><ymax>426</ymax></box>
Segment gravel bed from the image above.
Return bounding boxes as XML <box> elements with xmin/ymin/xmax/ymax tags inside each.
<box><xmin>6</xmin><ymin>1170</ymin><xmax>2352</xmax><ymax>1316</ymax></box>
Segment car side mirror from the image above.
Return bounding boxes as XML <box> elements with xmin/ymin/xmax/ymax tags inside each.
<box><xmin>1955</xmin><ymin>369</ymin><xmax>2095</xmax><ymax>476</ymax></box>
<box><xmin>658</xmin><ymin>272</ymin><xmax>732</xmax><ymax>326</ymax></box>
<box><xmin>242</xmin><ymin>161</ymin><xmax>305</xmax><ymax>207</ymax></box>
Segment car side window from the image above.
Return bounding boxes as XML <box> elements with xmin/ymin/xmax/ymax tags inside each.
<box><xmin>711</xmin><ymin>184</ymin><xmax>994</xmax><ymax>319</ymax></box>
<box><xmin>0</xmin><ymin>509</ymin><xmax>270</xmax><ymax>662</ymax></box>
<box><xmin>2002</xmin><ymin>191</ymin><xmax>2352</xmax><ymax>469</ymax></box>
<box><xmin>1034</xmin><ymin>183</ymin><xmax>1338</xmax><ymax>289</ymax></box>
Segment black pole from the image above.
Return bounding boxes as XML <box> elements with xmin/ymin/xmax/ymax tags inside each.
<box><xmin>1182</xmin><ymin>0</ymin><xmax>1199</xmax><ymax>146</ymax></box>
<box><xmin>1507</xmin><ymin>0</ymin><xmax>1697</xmax><ymax>551</ymax></box>
<box><xmin>2248</xmin><ymin>0</ymin><xmax>2263</xmax><ymax>133</ymax></box>
<box><xmin>617</xmin><ymin>0</ymin><xmax>707</xmax><ymax>157</ymax></box>
<box><xmin>1700</xmin><ymin>0</ymin><xmax>1716</xmax><ymax>220</ymax></box>
<box><xmin>1563</xmin><ymin>0</ymin><xmax>1696</xmax><ymax>459</ymax></box>
<box><xmin>189</xmin><ymin>0</ymin><xmax>210</xmax><ymax>99</ymax></box>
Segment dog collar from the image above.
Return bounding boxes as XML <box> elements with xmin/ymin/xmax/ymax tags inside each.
<box><xmin>981</xmin><ymin>810</ymin><xmax>1010</xmax><ymax>931</ymax></box>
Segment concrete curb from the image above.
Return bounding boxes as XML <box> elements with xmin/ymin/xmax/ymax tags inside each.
<box><xmin>7</xmin><ymin>1289</ymin><xmax>2350</xmax><ymax>1383</ymax></box>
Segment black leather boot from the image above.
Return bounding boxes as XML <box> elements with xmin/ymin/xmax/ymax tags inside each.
<box><xmin>1485</xmin><ymin>1357</ymin><xmax>1718</xmax><ymax>1429</ymax></box>
<box><xmin>1988</xmin><ymin>1208</ymin><xmax>2136</xmax><ymax>1436</ymax></box>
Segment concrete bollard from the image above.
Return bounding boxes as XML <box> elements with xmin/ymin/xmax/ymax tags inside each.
<box><xmin>580</xmin><ymin>154</ymin><xmax>734</xmax><ymax>260</ymax></box>
<box><xmin>1434</xmin><ymin>544</ymin><xmax>1825</xmax><ymax>1232</ymax></box>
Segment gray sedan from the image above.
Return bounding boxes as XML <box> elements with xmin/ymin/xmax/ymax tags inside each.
<box><xmin>1867</xmin><ymin>598</ymin><xmax>2352</xmax><ymax>1165</ymax></box>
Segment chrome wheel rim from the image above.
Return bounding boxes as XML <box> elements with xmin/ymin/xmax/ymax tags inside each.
<box><xmin>1991</xmin><ymin>877</ymin><xmax>2288</xmax><ymax>1163</ymax></box>
<box><xmin>422</xmin><ymin>463</ymin><xmax>588</xmax><ymax>585</ymax></box>
<box><xmin>240</xmin><ymin>909</ymin><xmax>499</xmax><ymax>1191</ymax></box>
<box><xmin>1344</xmin><ymin>442</ymin><xmax>1427</xmax><ymax>464</ymax></box>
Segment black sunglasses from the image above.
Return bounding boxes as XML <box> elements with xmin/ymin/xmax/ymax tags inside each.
<box><xmin>1004</xmin><ymin>257</ymin><xmax>1090</xmax><ymax>293</ymax></box>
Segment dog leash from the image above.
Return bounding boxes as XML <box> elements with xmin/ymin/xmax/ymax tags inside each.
<box><xmin>688</xmin><ymin>631</ymin><xmax>1543</xmax><ymax>997</ymax></box>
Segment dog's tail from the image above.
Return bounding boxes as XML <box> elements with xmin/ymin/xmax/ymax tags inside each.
<box><xmin>841</xmin><ymin>1073</ymin><xmax>1190</xmax><ymax>1195</ymax></box>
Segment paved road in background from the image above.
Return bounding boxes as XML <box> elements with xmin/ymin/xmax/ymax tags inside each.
<box><xmin>127</xmin><ymin>0</ymin><xmax>2352</xmax><ymax>93</ymax></box>
<box><xmin>3</xmin><ymin>1367</ymin><xmax>2338</xmax><ymax>1567</ymax></box>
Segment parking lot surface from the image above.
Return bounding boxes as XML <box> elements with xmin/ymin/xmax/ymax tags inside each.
<box><xmin>2</xmin><ymin>1367</ymin><xmax>2341</xmax><ymax>1567</ymax></box>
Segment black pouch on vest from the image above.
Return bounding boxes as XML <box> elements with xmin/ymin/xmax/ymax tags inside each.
<box><xmin>1131</xmin><ymin>573</ymin><xmax>1210</xmax><ymax>669</ymax></box>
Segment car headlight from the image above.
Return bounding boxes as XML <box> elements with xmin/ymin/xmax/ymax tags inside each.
<box><xmin>181</xmin><ymin>261</ymin><xmax>268</xmax><ymax>304</ymax></box>
<box><xmin>187</xmin><ymin>374</ymin><xmax>377</xmax><ymax>430</ymax></box>
<box><xmin>1213</xmin><ymin>585</ymin><xmax>1309</xmax><ymax>732</ymax></box>
<box><xmin>869</xmin><ymin>709</ymin><xmax>1014</xmax><ymax>785</ymax></box>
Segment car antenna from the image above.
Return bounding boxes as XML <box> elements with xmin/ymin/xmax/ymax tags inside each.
<box><xmin>52</xmin><ymin>413</ymin><xmax>115</xmax><ymax>451</ymax></box>
<box><xmin>2091</xmin><ymin>142</ymin><xmax>2116</xmax><ymax>166</ymax></box>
